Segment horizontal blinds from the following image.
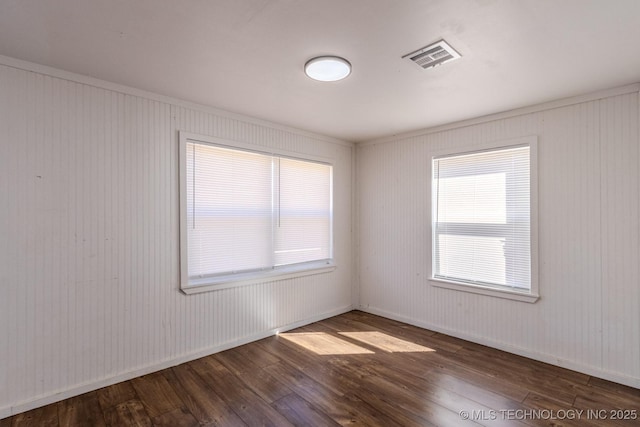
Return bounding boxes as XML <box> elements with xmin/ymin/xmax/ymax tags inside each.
<box><xmin>185</xmin><ymin>140</ymin><xmax>332</xmax><ymax>280</ymax></box>
<box><xmin>433</xmin><ymin>146</ymin><xmax>530</xmax><ymax>289</ymax></box>
<box><xmin>275</xmin><ymin>158</ymin><xmax>332</xmax><ymax>266</ymax></box>
<box><xmin>186</xmin><ymin>143</ymin><xmax>272</xmax><ymax>277</ymax></box>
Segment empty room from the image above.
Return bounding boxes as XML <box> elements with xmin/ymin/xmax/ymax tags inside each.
<box><xmin>1</xmin><ymin>0</ymin><xmax>639</xmax><ymax>425</ymax></box>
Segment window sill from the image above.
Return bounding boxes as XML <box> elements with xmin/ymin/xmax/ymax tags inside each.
<box><xmin>181</xmin><ymin>261</ymin><xmax>336</xmax><ymax>294</ymax></box>
<box><xmin>430</xmin><ymin>278</ymin><xmax>539</xmax><ymax>303</ymax></box>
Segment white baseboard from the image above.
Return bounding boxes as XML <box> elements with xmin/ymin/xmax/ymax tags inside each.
<box><xmin>359</xmin><ymin>305</ymin><xmax>640</xmax><ymax>390</ymax></box>
<box><xmin>0</xmin><ymin>305</ymin><xmax>353</xmax><ymax>420</ymax></box>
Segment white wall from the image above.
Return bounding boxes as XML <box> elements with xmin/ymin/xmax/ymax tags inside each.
<box><xmin>356</xmin><ymin>87</ymin><xmax>640</xmax><ymax>388</ymax></box>
<box><xmin>0</xmin><ymin>58</ymin><xmax>354</xmax><ymax>417</ymax></box>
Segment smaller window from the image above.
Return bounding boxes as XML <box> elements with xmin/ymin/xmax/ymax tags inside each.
<box><xmin>431</xmin><ymin>137</ymin><xmax>538</xmax><ymax>302</ymax></box>
<box><xmin>179</xmin><ymin>133</ymin><xmax>334</xmax><ymax>294</ymax></box>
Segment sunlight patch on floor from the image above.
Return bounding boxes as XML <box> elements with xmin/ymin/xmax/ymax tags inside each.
<box><xmin>279</xmin><ymin>332</ymin><xmax>375</xmax><ymax>355</ymax></box>
<box><xmin>339</xmin><ymin>331</ymin><xmax>435</xmax><ymax>353</ymax></box>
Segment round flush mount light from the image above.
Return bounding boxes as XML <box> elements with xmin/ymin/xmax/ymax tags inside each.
<box><xmin>304</xmin><ymin>56</ymin><xmax>351</xmax><ymax>82</ymax></box>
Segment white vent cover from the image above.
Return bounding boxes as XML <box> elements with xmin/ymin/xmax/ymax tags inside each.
<box><xmin>403</xmin><ymin>39</ymin><xmax>461</xmax><ymax>70</ymax></box>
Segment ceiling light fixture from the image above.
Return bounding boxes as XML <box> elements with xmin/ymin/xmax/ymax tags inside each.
<box><xmin>304</xmin><ymin>56</ymin><xmax>351</xmax><ymax>82</ymax></box>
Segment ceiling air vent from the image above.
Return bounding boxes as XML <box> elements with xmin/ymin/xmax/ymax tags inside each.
<box><xmin>403</xmin><ymin>39</ymin><xmax>461</xmax><ymax>70</ymax></box>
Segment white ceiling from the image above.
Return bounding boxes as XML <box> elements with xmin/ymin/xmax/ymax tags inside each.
<box><xmin>1</xmin><ymin>0</ymin><xmax>639</xmax><ymax>142</ymax></box>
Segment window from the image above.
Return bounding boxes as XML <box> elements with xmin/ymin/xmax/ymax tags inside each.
<box><xmin>179</xmin><ymin>133</ymin><xmax>334</xmax><ymax>293</ymax></box>
<box><xmin>431</xmin><ymin>137</ymin><xmax>538</xmax><ymax>302</ymax></box>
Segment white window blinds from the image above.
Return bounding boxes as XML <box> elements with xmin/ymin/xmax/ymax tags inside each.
<box><xmin>275</xmin><ymin>157</ymin><xmax>332</xmax><ymax>266</ymax></box>
<box><xmin>184</xmin><ymin>140</ymin><xmax>332</xmax><ymax>282</ymax></box>
<box><xmin>432</xmin><ymin>145</ymin><xmax>531</xmax><ymax>290</ymax></box>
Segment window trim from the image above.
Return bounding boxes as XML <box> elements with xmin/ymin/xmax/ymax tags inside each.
<box><xmin>429</xmin><ymin>136</ymin><xmax>539</xmax><ymax>303</ymax></box>
<box><xmin>179</xmin><ymin>132</ymin><xmax>335</xmax><ymax>294</ymax></box>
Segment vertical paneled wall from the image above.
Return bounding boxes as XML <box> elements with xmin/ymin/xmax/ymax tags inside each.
<box><xmin>356</xmin><ymin>90</ymin><xmax>640</xmax><ymax>387</ymax></box>
<box><xmin>0</xmin><ymin>62</ymin><xmax>353</xmax><ymax>416</ymax></box>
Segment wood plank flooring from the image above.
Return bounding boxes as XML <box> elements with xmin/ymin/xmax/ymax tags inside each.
<box><xmin>4</xmin><ymin>311</ymin><xmax>640</xmax><ymax>426</ymax></box>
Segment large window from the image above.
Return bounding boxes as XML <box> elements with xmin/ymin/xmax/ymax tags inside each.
<box><xmin>179</xmin><ymin>133</ymin><xmax>333</xmax><ymax>293</ymax></box>
<box><xmin>431</xmin><ymin>137</ymin><xmax>538</xmax><ymax>302</ymax></box>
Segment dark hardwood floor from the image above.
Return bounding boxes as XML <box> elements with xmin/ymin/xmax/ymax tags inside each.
<box><xmin>3</xmin><ymin>311</ymin><xmax>640</xmax><ymax>426</ymax></box>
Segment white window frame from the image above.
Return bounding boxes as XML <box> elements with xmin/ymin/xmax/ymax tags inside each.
<box><xmin>429</xmin><ymin>136</ymin><xmax>539</xmax><ymax>303</ymax></box>
<box><xmin>179</xmin><ymin>132</ymin><xmax>335</xmax><ymax>294</ymax></box>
